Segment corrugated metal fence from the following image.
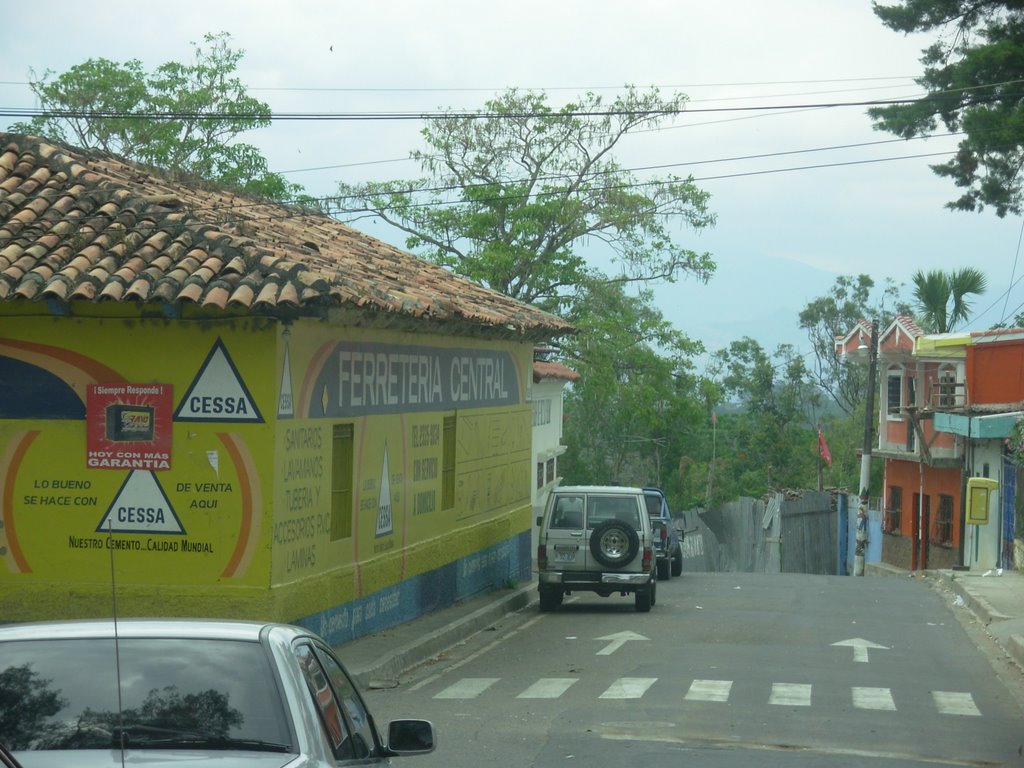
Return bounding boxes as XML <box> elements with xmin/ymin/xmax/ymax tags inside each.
<box><xmin>678</xmin><ymin>492</ymin><xmax>836</xmax><ymax>574</ymax></box>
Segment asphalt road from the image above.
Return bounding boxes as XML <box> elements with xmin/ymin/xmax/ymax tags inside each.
<box><xmin>365</xmin><ymin>572</ymin><xmax>1024</xmax><ymax>768</ymax></box>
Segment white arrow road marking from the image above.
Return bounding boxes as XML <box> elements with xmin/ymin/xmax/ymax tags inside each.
<box><xmin>832</xmin><ymin>637</ymin><xmax>888</xmax><ymax>662</ymax></box>
<box><xmin>595</xmin><ymin>631</ymin><xmax>649</xmax><ymax>656</ymax></box>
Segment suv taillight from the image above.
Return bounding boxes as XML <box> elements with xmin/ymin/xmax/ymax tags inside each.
<box><xmin>537</xmin><ymin>544</ymin><xmax>547</xmax><ymax>571</ymax></box>
<box><xmin>660</xmin><ymin>527</ymin><xmax>667</xmax><ymax>544</ymax></box>
<box><xmin>642</xmin><ymin>546</ymin><xmax>652</xmax><ymax>572</ymax></box>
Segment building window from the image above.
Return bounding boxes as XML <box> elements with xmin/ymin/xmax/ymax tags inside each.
<box><xmin>537</xmin><ymin>461</ymin><xmax>545</xmax><ymax>490</ymax></box>
<box><xmin>546</xmin><ymin>457</ymin><xmax>555</xmax><ymax>484</ymax></box>
<box><xmin>533</xmin><ymin>398</ymin><xmax>552</xmax><ymax>427</ymax></box>
<box><xmin>887</xmin><ymin>372</ymin><xmax>902</xmax><ymax>416</ymax></box>
<box><xmin>906</xmin><ymin>375</ymin><xmax>916</xmax><ymax>407</ymax></box>
<box><xmin>441</xmin><ymin>415</ymin><xmax>456</xmax><ymax>510</ymax></box>
<box><xmin>330</xmin><ymin>424</ymin><xmax>354</xmax><ymax>541</ymax></box>
<box><xmin>935</xmin><ymin>494</ymin><xmax>954</xmax><ymax>545</ymax></box>
<box><xmin>938</xmin><ymin>368</ymin><xmax>957</xmax><ymax>407</ymax></box>
<box><xmin>885</xmin><ymin>486</ymin><xmax>902</xmax><ymax>533</ymax></box>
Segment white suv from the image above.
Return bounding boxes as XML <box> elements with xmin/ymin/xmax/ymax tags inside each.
<box><xmin>536</xmin><ymin>485</ymin><xmax>656</xmax><ymax>612</ymax></box>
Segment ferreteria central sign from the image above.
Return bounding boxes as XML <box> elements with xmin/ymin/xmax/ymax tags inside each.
<box><xmin>305</xmin><ymin>342</ymin><xmax>521</xmax><ymax>417</ymax></box>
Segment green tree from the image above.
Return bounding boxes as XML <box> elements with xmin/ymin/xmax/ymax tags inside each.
<box><xmin>799</xmin><ymin>274</ymin><xmax>909</xmax><ymax>415</ymax></box>
<box><xmin>911</xmin><ymin>266</ymin><xmax>988</xmax><ymax>331</ymax></box>
<box><xmin>334</xmin><ymin>87</ymin><xmax>716</xmax><ymax>314</ymax></box>
<box><xmin>704</xmin><ymin>339</ymin><xmax>823</xmax><ymax>500</ymax></box>
<box><xmin>11</xmin><ymin>33</ymin><xmax>302</xmax><ymax>202</ymax></box>
<box><xmin>336</xmin><ymin>87</ymin><xmax>718</xmax><ymax>505</ymax></box>
<box><xmin>870</xmin><ymin>1</ymin><xmax>1024</xmax><ymax>216</ymax></box>
<box><xmin>559</xmin><ymin>277</ymin><xmax>705</xmax><ymax>487</ymax></box>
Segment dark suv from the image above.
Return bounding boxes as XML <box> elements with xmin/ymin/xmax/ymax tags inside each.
<box><xmin>644</xmin><ymin>487</ymin><xmax>683</xmax><ymax>580</ymax></box>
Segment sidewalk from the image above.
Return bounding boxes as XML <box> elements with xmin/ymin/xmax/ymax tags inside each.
<box><xmin>867</xmin><ymin>561</ymin><xmax>1024</xmax><ymax>671</ymax></box>
<box><xmin>336</xmin><ymin>578</ymin><xmax>538</xmax><ymax>688</ymax></box>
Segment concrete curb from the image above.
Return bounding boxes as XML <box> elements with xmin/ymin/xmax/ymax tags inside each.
<box><xmin>352</xmin><ymin>582</ymin><xmax>537</xmax><ymax>688</ymax></box>
<box><xmin>1010</xmin><ymin>635</ymin><xmax>1024</xmax><ymax>669</ymax></box>
<box><xmin>958</xmin><ymin>586</ymin><xmax>1010</xmax><ymax>624</ymax></box>
<box><xmin>933</xmin><ymin>571</ymin><xmax>1024</xmax><ymax>671</ymax></box>
<box><xmin>864</xmin><ymin>561</ymin><xmax>907</xmax><ymax>577</ymax></box>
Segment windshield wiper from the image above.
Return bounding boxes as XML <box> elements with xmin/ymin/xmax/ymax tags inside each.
<box><xmin>140</xmin><ymin>736</ymin><xmax>291</xmax><ymax>752</ymax></box>
<box><xmin>112</xmin><ymin>728</ymin><xmax>290</xmax><ymax>753</ymax></box>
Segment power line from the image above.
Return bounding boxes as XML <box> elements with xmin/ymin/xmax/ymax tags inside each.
<box><xmin>0</xmin><ymin>95</ymin><xmax>958</xmax><ymax>123</ymax></box>
<box><xmin>0</xmin><ymin>142</ymin><xmax>969</xmax><ymax>246</ymax></box>
<box><xmin>277</xmin><ymin>130</ymin><xmax>962</xmax><ymax>179</ymax></box>
<box><xmin>1</xmin><ymin>76</ymin><xmax>922</xmax><ymax>93</ymax></box>
<box><xmin>5</xmin><ymin>76</ymin><xmax>1019</xmax><ymax>123</ymax></box>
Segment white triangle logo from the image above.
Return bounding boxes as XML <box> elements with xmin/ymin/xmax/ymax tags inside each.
<box><xmin>278</xmin><ymin>341</ymin><xmax>294</xmax><ymax>419</ymax></box>
<box><xmin>97</xmin><ymin>470</ymin><xmax>185</xmax><ymax>534</ymax></box>
<box><xmin>375</xmin><ymin>444</ymin><xmax>394</xmax><ymax>538</ymax></box>
<box><xmin>174</xmin><ymin>338</ymin><xmax>264</xmax><ymax>423</ymax></box>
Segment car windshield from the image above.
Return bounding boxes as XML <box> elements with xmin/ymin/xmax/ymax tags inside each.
<box><xmin>0</xmin><ymin>637</ymin><xmax>293</xmax><ymax>752</ymax></box>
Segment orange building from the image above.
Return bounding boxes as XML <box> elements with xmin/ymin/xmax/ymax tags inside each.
<box><xmin>837</xmin><ymin>317</ymin><xmax>1024</xmax><ymax>572</ymax></box>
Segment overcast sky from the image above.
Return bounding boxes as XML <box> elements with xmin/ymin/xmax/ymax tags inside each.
<box><xmin>4</xmin><ymin>1</ymin><xmax>1023</xmax><ymax>366</ymax></box>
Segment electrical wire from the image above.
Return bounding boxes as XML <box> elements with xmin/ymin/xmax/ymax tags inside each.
<box><xmin>0</xmin><ymin>140</ymin><xmax>972</xmax><ymax>245</ymax></box>
<box><xmin>0</xmin><ymin>92</ymin><xmax>992</xmax><ymax>123</ymax></box>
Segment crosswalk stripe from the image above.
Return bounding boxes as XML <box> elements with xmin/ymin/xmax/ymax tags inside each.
<box><xmin>852</xmin><ymin>686</ymin><xmax>896</xmax><ymax>711</ymax></box>
<box><xmin>599</xmin><ymin>677</ymin><xmax>658</xmax><ymax>699</ymax></box>
<box><xmin>933</xmin><ymin>691</ymin><xmax>981</xmax><ymax>716</ymax></box>
<box><xmin>769</xmin><ymin>682</ymin><xmax>812</xmax><ymax>706</ymax></box>
<box><xmin>686</xmin><ymin>679</ymin><xmax>732</xmax><ymax>702</ymax></box>
<box><xmin>431</xmin><ymin>676</ymin><xmax>983</xmax><ymax>715</ymax></box>
<box><xmin>434</xmin><ymin>677</ymin><xmax>499</xmax><ymax>699</ymax></box>
<box><xmin>517</xmin><ymin>678</ymin><xmax>579</xmax><ymax>699</ymax></box>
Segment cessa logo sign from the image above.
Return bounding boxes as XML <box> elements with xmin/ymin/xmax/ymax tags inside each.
<box><xmin>174</xmin><ymin>338</ymin><xmax>264</xmax><ymax>423</ymax></box>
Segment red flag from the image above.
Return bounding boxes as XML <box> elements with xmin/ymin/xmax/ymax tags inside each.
<box><xmin>818</xmin><ymin>429</ymin><xmax>832</xmax><ymax>467</ymax></box>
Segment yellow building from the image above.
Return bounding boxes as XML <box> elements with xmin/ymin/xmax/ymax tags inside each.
<box><xmin>0</xmin><ymin>134</ymin><xmax>573</xmax><ymax>643</ymax></box>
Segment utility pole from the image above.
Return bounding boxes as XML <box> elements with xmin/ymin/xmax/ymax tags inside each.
<box><xmin>854</xmin><ymin>320</ymin><xmax>878</xmax><ymax>577</ymax></box>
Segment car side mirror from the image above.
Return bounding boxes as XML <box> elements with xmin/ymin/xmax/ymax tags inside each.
<box><xmin>386</xmin><ymin>719</ymin><xmax>436</xmax><ymax>755</ymax></box>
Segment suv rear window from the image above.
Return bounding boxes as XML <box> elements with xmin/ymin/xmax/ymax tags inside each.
<box><xmin>586</xmin><ymin>496</ymin><xmax>640</xmax><ymax>529</ymax></box>
<box><xmin>550</xmin><ymin>495</ymin><xmax>585</xmax><ymax>529</ymax></box>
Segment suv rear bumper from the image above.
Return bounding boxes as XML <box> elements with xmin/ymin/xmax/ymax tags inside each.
<box><xmin>539</xmin><ymin>571</ymin><xmax>652</xmax><ymax>587</ymax></box>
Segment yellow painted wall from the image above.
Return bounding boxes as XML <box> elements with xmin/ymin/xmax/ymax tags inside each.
<box><xmin>0</xmin><ymin>310</ymin><xmax>534</xmax><ymax>625</ymax></box>
<box><xmin>267</xmin><ymin>321</ymin><xmax>534</xmax><ymax>623</ymax></box>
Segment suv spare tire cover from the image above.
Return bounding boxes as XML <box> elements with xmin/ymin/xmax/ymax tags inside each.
<box><xmin>590</xmin><ymin>519</ymin><xmax>640</xmax><ymax>568</ymax></box>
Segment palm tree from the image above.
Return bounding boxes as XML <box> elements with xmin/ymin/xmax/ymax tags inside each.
<box><xmin>911</xmin><ymin>268</ymin><xmax>987</xmax><ymax>333</ymax></box>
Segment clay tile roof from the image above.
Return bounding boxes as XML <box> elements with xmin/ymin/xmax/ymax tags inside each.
<box><xmin>533</xmin><ymin>360</ymin><xmax>580</xmax><ymax>383</ymax></box>
<box><xmin>0</xmin><ymin>134</ymin><xmax>574</xmax><ymax>340</ymax></box>
<box><xmin>895</xmin><ymin>314</ymin><xmax>924</xmax><ymax>337</ymax></box>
